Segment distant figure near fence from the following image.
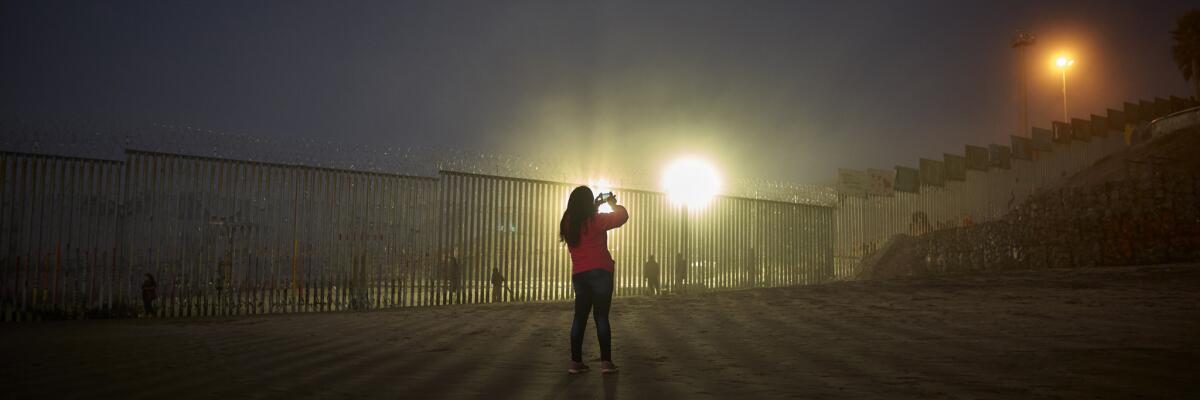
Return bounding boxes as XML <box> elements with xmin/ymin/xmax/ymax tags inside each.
<box><xmin>744</xmin><ymin>247</ymin><xmax>759</xmax><ymax>288</ymax></box>
<box><xmin>560</xmin><ymin>186</ymin><xmax>628</xmax><ymax>375</ymax></box>
<box><xmin>674</xmin><ymin>253</ymin><xmax>688</xmax><ymax>293</ymax></box>
<box><xmin>643</xmin><ymin>255</ymin><xmax>661</xmax><ymax>295</ymax></box>
<box><xmin>446</xmin><ymin>256</ymin><xmax>462</xmax><ymax>293</ymax></box>
<box><xmin>491</xmin><ymin>267</ymin><xmax>507</xmax><ymax>303</ymax></box>
<box><xmin>141</xmin><ymin>273</ymin><xmax>157</xmax><ymax>317</ymax></box>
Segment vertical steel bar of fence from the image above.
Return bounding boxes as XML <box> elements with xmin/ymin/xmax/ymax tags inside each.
<box><xmin>547</xmin><ymin>182</ymin><xmax>556</xmax><ymax>302</ymax></box>
<box><xmin>521</xmin><ymin>180</ymin><xmax>533</xmax><ymax>302</ymax></box>
<box><xmin>461</xmin><ymin>174</ymin><xmax>471</xmax><ymax>305</ymax></box>
<box><xmin>456</xmin><ymin>173</ymin><xmax>467</xmax><ymax>305</ymax></box>
<box><xmin>142</xmin><ymin>155</ymin><xmax>157</xmax><ymax>317</ymax></box>
<box><xmin>17</xmin><ymin>157</ymin><xmax>33</xmax><ymax>318</ymax></box>
<box><xmin>197</xmin><ymin>160</ymin><xmax>210</xmax><ymax>316</ymax></box>
<box><xmin>263</xmin><ymin>163</ymin><xmax>276</xmax><ymax>314</ymax></box>
<box><xmin>496</xmin><ymin>177</ymin><xmax>508</xmax><ymax>303</ymax></box>
<box><xmin>384</xmin><ymin>176</ymin><xmax>396</xmax><ymax>308</ymax></box>
<box><xmin>458</xmin><ymin>174</ymin><xmax>471</xmax><ymax>305</ymax></box>
<box><xmin>549</xmin><ymin>182</ymin><xmax>558</xmax><ymax>301</ymax></box>
<box><xmin>335</xmin><ymin>172</ymin><xmax>347</xmax><ymax>311</ymax></box>
<box><xmin>535</xmin><ymin>182</ymin><xmax>544</xmax><ymax>302</ymax></box>
<box><xmin>513</xmin><ymin>180</ymin><xmax>523</xmax><ymax>302</ymax></box>
<box><xmin>521</xmin><ymin>180</ymin><xmax>530</xmax><ymax>302</ymax></box>
<box><xmin>160</xmin><ymin>157</ymin><xmax>174</xmax><ymax>318</ymax></box>
<box><xmin>432</xmin><ymin>176</ymin><xmax>442</xmax><ymax>305</ymax></box>
<box><xmin>44</xmin><ymin>159</ymin><xmax>58</xmax><ymax>315</ymax></box>
<box><xmin>178</xmin><ymin>156</ymin><xmax>193</xmax><ymax>316</ymax></box>
<box><xmin>5</xmin><ymin>155</ymin><xmax>21</xmax><ymax>318</ymax></box>
<box><xmin>176</xmin><ymin>158</ymin><xmax>190</xmax><ymax>317</ymax></box>
<box><xmin>433</xmin><ymin>173</ymin><xmax>446</xmax><ymax>308</ymax></box>
<box><xmin>483</xmin><ymin>176</ymin><xmax>498</xmax><ymax>304</ymax></box>
<box><xmin>352</xmin><ymin>173</ymin><xmax>364</xmax><ymax>310</ymax></box>
<box><xmin>474</xmin><ymin>174</ymin><xmax>486</xmax><ymax>305</ymax></box>
<box><xmin>411</xmin><ymin>177</ymin><xmax>422</xmax><ymax>306</ymax></box>
<box><xmin>21</xmin><ymin>157</ymin><xmax>36</xmax><ymax>317</ymax></box>
<box><xmin>28</xmin><ymin>157</ymin><xmax>46</xmax><ymax>316</ymax></box>
<box><xmin>325</xmin><ymin>169</ymin><xmax>336</xmax><ymax>312</ymax></box>
<box><xmin>245</xmin><ymin>162</ymin><xmax>259</xmax><ymax>315</ymax></box>
<box><xmin>443</xmin><ymin>173</ymin><xmax>455</xmax><ymax>307</ymax></box>
<box><xmin>61</xmin><ymin>160</ymin><xmax>77</xmax><ymax>314</ymax></box>
<box><xmin>80</xmin><ymin>160</ymin><xmax>96</xmax><ymax>314</ymax></box>
<box><xmin>0</xmin><ymin>154</ymin><xmax>9</xmax><ymax>319</ymax></box>
<box><xmin>503</xmin><ymin>179</ymin><xmax>513</xmax><ymax>303</ymax></box>
<box><xmin>394</xmin><ymin>177</ymin><xmax>405</xmax><ymax>308</ymax></box>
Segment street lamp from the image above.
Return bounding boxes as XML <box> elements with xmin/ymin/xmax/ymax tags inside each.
<box><xmin>1055</xmin><ymin>56</ymin><xmax>1075</xmax><ymax>122</ymax></box>
<box><xmin>1011</xmin><ymin>31</ymin><xmax>1036</xmax><ymax>135</ymax></box>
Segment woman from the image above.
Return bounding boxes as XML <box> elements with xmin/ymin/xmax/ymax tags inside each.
<box><xmin>560</xmin><ymin>186</ymin><xmax>628</xmax><ymax>374</ymax></box>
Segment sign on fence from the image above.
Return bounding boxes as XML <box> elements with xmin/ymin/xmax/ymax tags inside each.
<box><xmin>1011</xmin><ymin>136</ymin><xmax>1033</xmax><ymax>160</ymax></box>
<box><xmin>895</xmin><ymin>166</ymin><xmax>920</xmax><ymax>193</ymax></box>
<box><xmin>989</xmin><ymin>145</ymin><xmax>1011</xmax><ymax>170</ymax></box>
<box><xmin>965</xmin><ymin>145</ymin><xmax>989</xmax><ymax>171</ymax></box>
<box><xmin>943</xmin><ymin>154</ymin><xmax>966</xmax><ymax>181</ymax></box>
<box><xmin>836</xmin><ymin>168</ymin><xmax>868</xmax><ymax>197</ymax></box>
<box><xmin>1090</xmin><ymin>114</ymin><xmax>1109</xmax><ymax>138</ymax></box>
<box><xmin>1107</xmin><ymin>108</ymin><xmax>1126</xmax><ymax>129</ymax></box>
<box><xmin>1071</xmin><ymin>118</ymin><xmax>1092</xmax><ymax>142</ymax></box>
<box><xmin>1032</xmin><ymin>127</ymin><xmax>1054</xmax><ymax>152</ymax></box>
<box><xmin>866</xmin><ymin>168</ymin><xmax>895</xmax><ymax>196</ymax></box>
<box><xmin>919</xmin><ymin>158</ymin><xmax>945</xmax><ymax>187</ymax></box>
<box><xmin>1052</xmin><ymin>121</ymin><xmax>1072</xmax><ymax>143</ymax></box>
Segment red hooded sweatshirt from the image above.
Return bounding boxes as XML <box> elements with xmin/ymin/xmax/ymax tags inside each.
<box><xmin>568</xmin><ymin>205</ymin><xmax>629</xmax><ymax>275</ymax></box>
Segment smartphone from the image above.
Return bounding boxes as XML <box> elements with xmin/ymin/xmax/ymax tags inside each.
<box><xmin>595</xmin><ymin>192</ymin><xmax>614</xmax><ymax>204</ymax></box>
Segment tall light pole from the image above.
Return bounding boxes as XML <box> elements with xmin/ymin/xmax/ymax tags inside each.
<box><xmin>1055</xmin><ymin>56</ymin><xmax>1075</xmax><ymax>122</ymax></box>
<box><xmin>1011</xmin><ymin>31</ymin><xmax>1036</xmax><ymax>135</ymax></box>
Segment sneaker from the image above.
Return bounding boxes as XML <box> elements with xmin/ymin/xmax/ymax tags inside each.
<box><xmin>600</xmin><ymin>361</ymin><xmax>619</xmax><ymax>374</ymax></box>
<box><xmin>567</xmin><ymin>361</ymin><xmax>590</xmax><ymax>374</ymax></box>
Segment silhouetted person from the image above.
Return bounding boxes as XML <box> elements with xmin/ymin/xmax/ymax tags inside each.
<box><xmin>447</xmin><ymin>256</ymin><xmax>462</xmax><ymax>293</ymax></box>
<box><xmin>560</xmin><ymin>187</ymin><xmax>628</xmax><ymax>375</ymax></box>
<box><xmin>643</xmin><ymin>255</ymin><xmax>660</xmax><ymax>295</ymax></box>
<box><xmin>491</xmin><ymin>267</ymin><xmax>506</xmax><ymax>303</ymax></box>
<box><xmin>141</xmin><ymin>273</ymin><xmax>157</xmax><ymax>317</ymax></box>
<box><xmin>674</xmin><ymin>253</ymin><xmax>688</xmax><ymax>294</ymax></box>
<box><xmin>909</xmin><ymin>212</ymin><xmax>931</xmax><ymax>236</ymax></box>
<box><xmin>744</xmin><ymin>247</ymin><xmax>758</xmax><ymax>288</ymax></box>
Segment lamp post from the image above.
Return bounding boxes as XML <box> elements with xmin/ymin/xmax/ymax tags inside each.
<box><xmin>1011</xmin><ymin>31</ymin><xmax>1036</xmax><ymax>135</ymax></box>
<box><xmin>1055</xmin><ymin>56</ymin><xmax>1075</xmax><ymax>122</ymax></box>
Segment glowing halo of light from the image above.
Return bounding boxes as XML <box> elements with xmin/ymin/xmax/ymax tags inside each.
<box><xmin>1055</xmin><ymin>55</ymin><xmax>1074</xmax><ymax>68</ymax></box>
<box><xmin>662</xmin><ymin>157</ymin><xmax>721</xmax><ymax>209</ymax></box>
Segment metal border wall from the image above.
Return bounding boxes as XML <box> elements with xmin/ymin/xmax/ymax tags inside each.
<box><xmin>3</xmin><ymin>150</ymin><xmax>834</xmax><ymax>321</ymax></box>
<box><xmin>121</xmin><ymin>150</ymin><xmax>439</xmax><ymax>317</ymax></box>
<box><xmin>436</xmin><ymin>171</ymin><xmax>834</xmax><ymax>304</ymax></box>
<box><xmin>1</xmin><ymin>152</ymin><xmax>125</xmax><ymax>321</ymax></box>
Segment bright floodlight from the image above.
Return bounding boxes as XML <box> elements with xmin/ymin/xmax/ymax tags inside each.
<box><xmin>1055</xmin><ymin>56</ymin><xmax>1074</xmax><ymax>68</ymax></box>
<box><xmin>662</xmin><ymin>158</ymin><xmax>720</xmax><ymax>209</ymax></box>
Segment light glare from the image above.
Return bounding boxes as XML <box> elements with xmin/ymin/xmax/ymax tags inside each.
<box><xmin>1055</xmin><ymin>56</ymin><xmax>1074</xmax><ymax>68</ymax></box>
<box><xmin>662</xmin><ymin>158</ymin><xmax>720</xmax><ymax>209</ymax></box>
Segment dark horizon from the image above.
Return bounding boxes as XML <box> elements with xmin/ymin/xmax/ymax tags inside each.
<box><xmin>2</xmin><ymin>0</ymin><xmax>1195</xmax><ymax>185</ymax></box>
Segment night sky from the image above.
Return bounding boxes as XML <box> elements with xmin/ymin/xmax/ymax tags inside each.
<box><xmin>2</xmin><ymin>0</ymin><xmax>1195</xmax><ymax>185</ymax></box>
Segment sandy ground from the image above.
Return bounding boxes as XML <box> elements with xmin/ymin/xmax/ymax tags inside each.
<box><xmin>3</xmin><ymin>263</ymin><xmax>1199</xmax><ymax>400</ymax></box>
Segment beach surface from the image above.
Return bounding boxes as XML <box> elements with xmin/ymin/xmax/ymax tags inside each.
<box><xmin>4</xmin><ymin>263</ymin><xmax>1199</xmax><ymax>399</ymax></box>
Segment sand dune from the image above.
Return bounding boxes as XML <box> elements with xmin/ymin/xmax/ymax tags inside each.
<box><xmin>4</xmin><ymin>263</ymin><xmax>1199</xmax><ymax>399</ymax></box>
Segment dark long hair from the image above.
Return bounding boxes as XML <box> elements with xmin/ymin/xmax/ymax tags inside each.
<box><xmin>559</xmin><ymin>186</ymin><xmax>597</xmax><ymax>248</ymax></box>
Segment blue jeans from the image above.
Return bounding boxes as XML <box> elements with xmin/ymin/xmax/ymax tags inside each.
<box><xmin>570</xmin><ymin>269</ymin><xmax>613</xmax><ymax>362</ymax></box>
